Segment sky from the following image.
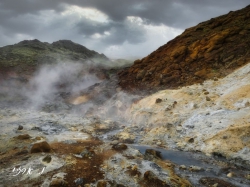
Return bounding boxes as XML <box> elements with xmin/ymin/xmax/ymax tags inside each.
<box><xmin>0</xmin><ymin>0</ymin><xmax>249</xmax><ymax>59</ymax></box>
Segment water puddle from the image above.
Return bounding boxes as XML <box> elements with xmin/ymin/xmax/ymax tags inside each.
<box><xmin>132</xmin><ymin>145</ymin><xmax>250</xmax><ymax>187</ymax></box>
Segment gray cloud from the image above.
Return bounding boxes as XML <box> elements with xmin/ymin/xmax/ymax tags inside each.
<box><xmin>0</xmin><ymin>0</ymin><xmax>249</xmax><ymax>58</ymax></box>
<box><xmin>76</xmin><ymin>19</ymin><xmax>146</xmax><ymax>44</ymax></box>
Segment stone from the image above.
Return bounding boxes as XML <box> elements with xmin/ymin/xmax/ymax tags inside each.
<box><xmin>179</xmin><ymin>165</ymin><xmax>187</xmax><ymax>170</ymax></box>
<box><xmin>50</xmin><ymin>173</ymin><xmax>68</xmax><ymax>187</ymax></box>
<box><xmin>122</xmin><ymin>138</ymin><xmax>134</xmax><ymax>144</ymax></box>
<box><xmin>42</xmin><ymin>155</ymin><xmax>52</xmax><ymax>163</ymax></box>
<box><xmin>189</xmin><ymin>165</ymin><xmax>204</xmax><ymax>172</ymax></box>
<box><xmin>188</xmin><ymin>138</ymin><xmax>195</xmax><ymax>143</ymax></box>
<box><xmin>17</xmin><ymin>125</ymin><xmax>23</xmax><ymax>130</ymax></box>
<box><xmin>145</xmin><ymin>149</ymin><xmax>162</xmax><ymax>160</ymax></box>
<box><xmin>110</xmin><ymin>140</ymin><xmax>119</xmax><ymax>145</ymax></box>
<box><xmin>97</xmin><ymin>180</ymin><xmax>108</xmax><ymax>187</ymax></box>
<box><xmin>143</xmin><ymin>171</ymin><xmax>169</xmax><ymax>187</ymax></box>
<box><xmin>15</xmin><ymin>134</ymin><xmax>31</xmax><ymax>140</ymax></box>
<box><xmin>80</xmin><ymin>148</ymin><xmax>95</xmax><ymax>158</ymax></box>
<box><xmin>246</xmin><ymin>174</ymin><xmax>250</xmax><ymax>180</ymax></box>
<box><xmin>227</xmin><ymin>172</ymin><xmax>234</xmax><ymax>178</ymax></box>
<box><xmin>206</xmin><ymin>96</ymin><xmax>211</xmax><ymax>101</ymax></box>
<box><xmin>199</xmin><ymin>177</ymin><xmax>236</xmax><ymax>187</ymax></box>
<box><xmin>112</xmin><ymin>143</ymin><xmax>128</xmax><ymax>151</ymax></box>
<box><xmin>245</xmin><ymin>101</ymin><xmax>250</xmax><ymax>107</ymax></box>
<box><xmin>144</xmin><ymin>170</ymin><xmax>157</xmax><ymax>180</ymax></box>
<box><xmin>50</xmin><ymin>179</ymin><xmax>68</xmax><ymax>187</ymax></box>
<box><xmin>156</xmin><ymin>141</ymin><xmax>162</xmax><ymax>146</ymax></box>
<box><xmin>74</xmin><ymin>178</ymin><xmax>84</xmax><ymax>186</ymax></box>
<box><xmin>176</xmin><ymin>126</ymin><xmax>182</xmax><ymax>132</ymax></box>
<box><xmin>30</xmin><ymin>141</ymin><xmax>51</xmax><ymax>153</ymax></box>
<box><xmin>155</xmin><ymin>98</ymin><xmax>163</xmax><ymax>103</ymax></box>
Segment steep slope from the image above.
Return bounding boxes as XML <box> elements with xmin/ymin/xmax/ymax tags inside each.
<box><xmin>0</xmin><ymin>39</ymin><xmax>109</xmax><ymax>79</ymax></box>
<box><xmin>118</xmin><ymin>4</ymin><xmax>250</xmax><ymax>92</ymax></box>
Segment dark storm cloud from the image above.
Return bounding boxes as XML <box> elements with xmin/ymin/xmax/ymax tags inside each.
<box><xmin>76</xmin><ymin>18</ymin><xmax>146</xmax><ymax>45</ymax></box>
<box><xmin>76</xmin><ymin>20</ymin><xmax>110</xmax><ymax>36</ymax></box>
<box><xmin>0</xmin><ymin>0</ymin><xmax>249</xmax><ymax>57</ymax></box>
<box><xmin>0</xmin><ymin>0</ymin><xmax>63</xmax><ymax>15</ymax></box>
<box><xmin>1</xmin><ymin>0</ymin><xmax>249</xmax><ymax>28</ymax></box>
<box><xmin>62</xmin><ymin>0</ymin><xmax>250</xmax><ymax>29</ymax></box>
<box><xmin>102</xmin><ymin>22</ymin><xmax>145</xmax><ymax>45</ymax></box>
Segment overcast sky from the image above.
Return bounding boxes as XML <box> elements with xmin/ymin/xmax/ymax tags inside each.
<box><xmin>0</xmin><ymin>0</ymin><xmax>249</xmax><ymax>59</ymax></box>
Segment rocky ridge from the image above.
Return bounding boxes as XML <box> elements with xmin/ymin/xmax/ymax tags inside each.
<box><xmin>118</xmin><ymin>4</ymin><xmax>250</xmax><ymax>92</ymax></box>
<box><xmin>0</xmin><ymin>39</ymin><xmax>109</xmax><ymax>80</ymax></box>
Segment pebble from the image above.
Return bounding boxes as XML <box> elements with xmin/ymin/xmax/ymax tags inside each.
<box><xmin>176</xmin><ymin>126</ymin><xmax>182</xmax><ymax>132</ymax></box>
<box><xmin>50</xmin><ymin>178</ymin><xmax>67</xmax><ymax>187</ymax></box>
<box><xmin>246</xmin><ymin>174</ymin><xmax>250</xmax><ymax>180</ymax></box>
<box><xmin>155</xmin><ymin>98</ymin><xmax>162</xmax><ymax>103</ymax></box>
<box><xmin>206</xmin><ymin>96</ymin><xmax>211</xmax><ymax>101</ymax></box>
<box><xmin>42</xmin><ymin>155</ymin><xmax>52</xmax><ymax>163</ymax></box>
<box><xmin>70</xmin><ymin>127</ymin><xmax>78</xmax><ymax>131</ymax></box>
<box><xmin>112</xmin><ymin>143</ymin><xmax>128</xmax><ymax>151</ymax></box>
<box><xmin>145</xmin><ymin>149</ymin><xmax>162</xmax><ymax>160</ymax></box>
<box><xmin>189</xmin><ymin>165</ymin><xmax>204</xmax><ymax>172</ymax></box>
<box><xmin>179</xmin><ymin>165</ymin><xmax>187</xmax><ymax>170</ymax></box>
<box><xmin>80</xmin><ymin>148</ymin><xmax>95</xmax><ymax>158</ymax></box>
<box><xmin>74</xmin><ymin>178</ymin><xmax>84</xmax><ymax>186</ymax></box>
<box><xmin>110</xmin><ymin>140</ymin><xmax>119</xmax><ymax>145</ymax></box>
<box><xmin>156</xmin><ymin>141</ymin><xmax>162</xmax><ymax>146</ymax></box>
<box><xmin>245</xmin><ymin>101</ymin><xmax>250</xmax><ymax>107</ymax></box>
<box><xmin>227</xmin><ymin>172</ymin><xmax>233</xmax><ymax>178</ymax></box>
<box><xmin>16</xmin><ymin>134</ymin><xmax>31</xmax><ymax>140</ymax></box>
<box><xmin>17</xmin><ymin>125</ymin><xmax>23</xmax><ymax>130</ymax></box>
<box><xmin>96</xmin><ymin>180</ymin><xmax>108</xmax><ymax>187</ymax></box>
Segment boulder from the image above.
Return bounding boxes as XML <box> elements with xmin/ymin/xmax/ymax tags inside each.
<box><xmin>30</xmin><ymin>141</ymin><xmax>51</xmax><ymax>153</ymax></box>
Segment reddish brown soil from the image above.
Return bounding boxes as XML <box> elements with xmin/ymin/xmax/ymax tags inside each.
<box><xmin>2</xmin><ymin>140</ymin><xmax>116</xmax><ymax>187</ymax></box>
<box><xmin>50</xmin><ymin>140</ymin><xmax>116</xmax><ymax>187</ymax></box>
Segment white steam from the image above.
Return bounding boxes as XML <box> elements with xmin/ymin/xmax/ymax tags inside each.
<box><xmin>0</xmin><ymin>59</ymin><xmax>138</xmax><ymax>123</ymax></box>
<box><xmin>26</xmin><ymin>62</ymin><xmax>101</xmax><ymax>109</ymax></box>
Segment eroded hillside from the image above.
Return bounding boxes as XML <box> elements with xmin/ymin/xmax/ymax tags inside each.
<box><xmin>118</xmin><ymin>5</ymin><xmax>250</xmax><ymax>93</ymax></box>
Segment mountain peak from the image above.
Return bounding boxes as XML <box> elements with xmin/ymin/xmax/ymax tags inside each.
<box><xmin>0</xmin><ymin>39</ymin><xmax>110</xmax><ymax>77</ymax></box>
<box><xmin>17</xmin><ymin>39</ymin><xmax>42</xmax><ymax>45</ymax></box>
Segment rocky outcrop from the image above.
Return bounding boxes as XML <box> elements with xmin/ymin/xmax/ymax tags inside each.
<box><xmin>118</xmin><ymin>4</ymin><xmax>250</xmax><ymax>93</ymax></box>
